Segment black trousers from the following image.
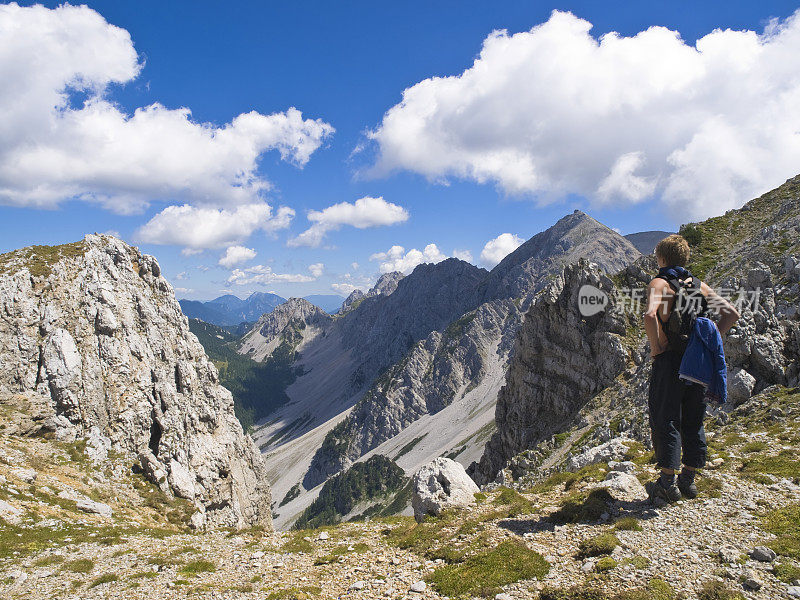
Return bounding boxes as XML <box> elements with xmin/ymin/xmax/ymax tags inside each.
<box><xmin>648</xmin><ymin>349</ymin><xmax>707</xmax><ymax>471</ymax></box>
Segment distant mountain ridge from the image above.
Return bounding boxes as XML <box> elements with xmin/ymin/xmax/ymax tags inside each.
<box><xmin>624</xmin><ymin>230</ymin><xmax>673</xmax><ymax>254</ymax></box>
<box><xmin>179</xmin><ymin>292</ymin><xmax>348</xmax><ymax>327</ymax></box>
<box><xmin>179</xmin><ymin>292</ymin><xmax>286</xmax><ymax>326</ymax></box>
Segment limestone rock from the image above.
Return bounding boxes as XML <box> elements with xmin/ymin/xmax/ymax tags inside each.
<box><xmin>597</xmin><ymin>470</ymin><xmax>648</xmax><ymax>502</ymax></box>
<box><xmin>75</xmin><ymin>498</ymin><xmax>113</xmax><ymax>518</ymax></box>
<box><xmin>728</xmin><ymin>368</ymin><xmax>756</xmax><ymax>406</ymax></box>
<box><xmin>569</xmin><ymin>438</ymin><xmax>632</xmax><ymax>471</ymax></box>
<box><xmin>471</xmin><ymin>260</ymin><xmax>634</xmax><ymax>485</ymax></box>
<box><xmin>0</xmin><ymin>235</ymin><xmax>272</xmax><ymax>529</ymax></box>
<box><xmin>412</xmin><ymin>457</ymin><xmax>479</xmax><ymax>522</ymax></box>
<box><xmin>0</xmin><ymin>499</ymin><xmax>23</xmax><ymax>525</ymax></box>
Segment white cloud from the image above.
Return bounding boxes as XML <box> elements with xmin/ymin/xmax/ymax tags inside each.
<box><xmin>331</xmin><ymin>282</ymin><xmax>359</xmax><ymax>295</ymax></box>
<box><xmin>351</xmin><ymin>262</ymin><xmax>360</xmax><ymax>270</ymax></box>
<box><xmin>218</xmin><ymin>245</ymin><xmax>257</xmax><ymax>268</ymax></box>
<box><xmin>370</xmin><ymin>243</ymin><xmax>447</xmax><ymax>274</ymax></box>
<box><xmin>174</xmin><ymin>271</ymin><xmax>187</xmax><ymax>281</ymax></box>
<box><xmin>480</xmin><ymin>233</ymin><xmax>524</xmax><ymax>267</ymax></box>
<box><xmin>452</xmin><ymin>249</ymin><xmax>474</xmax><ymax>263</ymax></box>
<box><xmin>288</xmin><ymin>196</ymin><xmax>409</xmax><ymax>247</ymax></box>
<box><xmin>366</xmin><ymin>10</ymin><xmax>800</xmax><ymax>219</ymax></box>
<box><xmin>137</xmin><ymin>203</ymin><xmax>294</xmax><ymax>249</ymax></box>
<box><xmin>308</xmin><ymin>262</ymin><xmax>324</xmax><ymax>277</ymax></box>
<box><xmin>174</xmin><ymin>287</ymin><xmax>193</xmax><ymax>294</ymax></box>
<box><xmin>0</xmin><ymin>3</ymin><xmax>333</xmax><ymax>214</ymax></box>
<box><xmin>227</xmin><ymin>264</ymin><xmax>316</xmax><ymax>286</ymax></box>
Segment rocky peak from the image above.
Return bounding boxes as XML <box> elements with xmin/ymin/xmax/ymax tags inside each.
<box><xmin>0</xmin><ymin>234</ymin><xmax>272</xmax><ymax>530</ymax></box>
<box><xmin>337</xmin><ymin>289</ymin><xmax>366</xmax><ymax>315</ymax></box>
<box><xmin>478</xmin><ymin>210</ymin><xmax>641</xmax><ymax>305</ymax></box>
<box><xmin>239</xmin><ymin>297</ymin><xmax>331</xmax><ymax>362</ymax></box>
<box><xmin>367</xmin><ymin>271</ymin><xmax>404</xmax><ymax>298</ymax></box>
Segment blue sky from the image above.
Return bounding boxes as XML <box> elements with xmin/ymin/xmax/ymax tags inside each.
<box><xmin>2</xmin><ymin>1</ymin><xmax>800</xmax><ymax>301</ymax></box>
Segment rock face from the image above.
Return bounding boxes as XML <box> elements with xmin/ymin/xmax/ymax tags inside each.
<box><xmin>0</xmin><ymin>235</ymin><xmax>272</xmax><ymax>530</ymax></box>
<box><xmin>411</xmin><ymin>457</ymin><xmax>479</xmax><ymax>522</ymax></box>
<box><xmin>239</xmin><ymin>297</ymin><xmax>331</xmax><ymax>362</ymax></box>
<box><xmin>470</xmin><ymin>260</ymin><xmax>633</xmax><ymax>485</ymax></box>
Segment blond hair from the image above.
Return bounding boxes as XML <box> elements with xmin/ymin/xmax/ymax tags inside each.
<box><xmin>655</xmin><ymin>234</ymin><xmax>690</xmax><ymax>267</ymax></box>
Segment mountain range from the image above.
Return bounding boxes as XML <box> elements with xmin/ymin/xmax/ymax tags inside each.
<box><xmin>179</xmin><ymin>292</ymin><xmax>345</xmax><ymax>327</ymax></box>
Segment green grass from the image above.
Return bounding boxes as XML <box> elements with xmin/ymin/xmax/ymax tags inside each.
<box><xmin>281</xmin><ymin>531</ymin><xmax>315</xmax><ymax>554</ymax></box>
<box><xmin>264</xmin><ymin>586</ymin><xmax>322</xmax><ymax>600</ymax></box>
<box><xmin>577</xmin><ymin>533</ymin><xmax>620</xmax><ymax>558</ymax></box>
<box><xmin>595</xmin><ymin>557</ymin><xmax>617</xmax><ymax>572</ymax></box>
<box><xmin>550</xmin><ymin>489</ymin><xmax>613</xmax><ymax>524</ymax></box>
<box><xmin>526</xmin><ymin>463</ymin><xmax>608</xmax><ymax>496</ymax></box>
<box><xmin>179</xmin><ymin>560</ymin><xmax>216</xmax><ymax>574</ymax></box>
<box><xmin>739</xmin><ymin>449</ymin><xmax>800</xmax><ymax>480</ymax></box>
<box><xmin>313</xmin><ymin>542</ymin><xmax>369</xmax><ymax>565</ymax></box>
<box><xmin>89</xmin><ymin>573</ymin><xmax>119</xmax><ymax>588</ymax></box>
<box><xmin>539</xmin><ymin>578</ymin><xmax>678</xmax><ymax>600</ymax></box>
<box><xmin>129</xmin><ymin>571</ymin><xmax>159</xmax><ymax>580</ymax></box>
<box><xmin>489</xmin><ymin>487</ymin><xmax>536</xmax><ymax>518</ymax></box>
<box><xmin>617</xmin><ymin>578</ymin><xmax>678</xmax><ymax>600</ymax></box>
<box><xmin>774</xmin><ymin>561</ymin><xmax>800</xmax><ymax>583</ymax></box>
<box><xmin>34</xmin><ymin>554</ymin><xmax>65</xmax><ymax>567</ymax></box>
<box><xmin>740</xmin><ymin>440</ymin><xmax>767</xmax><ymax>453</ymax></box>
<box><xmin>613</xmin><ymin>517</ymin><xmax>642</xmax><ymax>532</ymax></box>
<box><xmin>696</xmin><ymin>580</ymin><xmax>746</xmax><ymax>600</ymax></box>
<box><xmin>761</xmin><ymin>503</ymin><xmax>800</xmax><ymax>558</ymax></box>
<box><xmin>64</xmin><ymin>558</ymin><xmax>95</xmax><ymax>573</ymax></box>
<box><xmin>695</xmin><ymin>475</ymin><xmax>723</xmax><ymax>498</ymax></box>
<box><xmin>426</xmin><ymin>539</ymin><xmax>549</xmax><ymax>598</ymax></box>
<box><xmin>0</xmin><ymin>240</ymin><xmax>87</xmax><ymax>278</ymax></box>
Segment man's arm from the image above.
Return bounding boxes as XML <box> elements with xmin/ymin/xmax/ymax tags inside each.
<box><xmin>701</xmin><ymin>282</ymin><xmax>740</xmax><ymax>335</ymax></box>
<box><xmin>644</xmin><ymin>279</ymin><xmax>666</xmax><ymax>358</ymax></box>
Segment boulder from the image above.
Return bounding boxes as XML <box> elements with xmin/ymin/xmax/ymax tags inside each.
<box><xmin>728</xmin><ymin>368</ymin><xmax>756</xmax><ymax>406</ymax></box>
<box><xmin>596</xmin><ymin>470</ymin><xmax>648</xmax><ymax>502</ymax></box>
<box><xmin>412</xmin><ymin>457</ymin><xmax>479</xmax><ymax>522</ymax></box>
<box><xmin>568</xmin><ymin>437</ymin><xmax>632</xmax><ymax>471</ymax></box>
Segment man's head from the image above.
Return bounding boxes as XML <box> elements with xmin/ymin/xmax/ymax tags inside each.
<box><xmin>655</xmin><ymin>234</ymin><xmax>690</xmax><ymax>268</ymax></box>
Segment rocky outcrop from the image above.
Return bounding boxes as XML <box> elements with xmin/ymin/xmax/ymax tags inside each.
<box><xmin>335</xmin><ymin>272</ymin><xmax>404</xmax><ymax>316</ymax></box>
<box><xmin>337</xmin><ymin>289</ymin><xmax>365</xmax><ymax>315</ymax></box>
<box><xmin>470</xmin><ymin>260</ymin><xmax>633</xmax><ymax>485</ymax></box>
<box><xmin>411</xmin><ymin>457</ymin><xmax>479</xmax><ymax>522</ymax></box>
<box><xmin>239</xmin><ymin>298</ymin><xmax>331</xmax><ymax>362</ymax></box>
<box><xmin>0</xmin><ymin>235</ymin><xmax>272</xmax><ymax>530</ymax></box>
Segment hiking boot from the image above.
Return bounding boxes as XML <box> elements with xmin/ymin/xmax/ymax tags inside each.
<box><xmin>646</xmin><ymin>477</ymin><xmax>681</xmax><ymax>503</ymax></box>
<box><xmin>678</xmin><ymin>472</ymin><xmax>698</xmax><ymax>499</ymax></box>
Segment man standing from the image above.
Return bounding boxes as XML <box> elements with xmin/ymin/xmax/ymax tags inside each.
<box><xmin>643</xmin><ymin>234</ymin><xmax>739</xmax><ymax>501</ymax></box>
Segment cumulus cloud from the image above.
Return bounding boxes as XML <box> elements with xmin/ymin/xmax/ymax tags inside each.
<box><xmin>136</xmin><ymin>203</ymin><xmax>294</xmax><ymax>249</ymax></box>
<box><xmin>227</xmin><ymin>264</ymin><xmax>316</xmax><ymax>286</ymax></box>
<box><xmin>331</xmin><ymin>282</ymin><xmax>359</xmax><ymax>295</ymax></box>
<box><xmin>288</xmin><ymin>196</ymin><xmax>409</xmax><ymax>247</ymax></box>
<box><xmin>174</xmin><ymin>287</ymin><xmax>193</xmax><ymax>294</ymax></box>
<box><xmin>480</xmin><ymin>233</ymin><xmax>524</xmax><ymax>267</ymax></box>
<box><xmin>308</xmin><ymin>262</ymin><xmax>324</xmax><ymax>277</ymax></box>
<box><xmin>0</xmin><ymin>3</ymin><xmax>333</xmax><ymax>216</ymax></box>
<box><xmin>452</xmin><ymin>249</ymin><xmax>474</xmax><ymax>263</ymax></box>
<box><xmin>370</xmin><ymin>243</ymin><xmax>447</xmax><ymax>274</ymax></box>
<box><xmin>366</xmin><ymin>10</ymin><xmax>800</xmax><ymax>219</ymax></box>
<box><xmin>218</xmin><ymin>245</ymin><xmax>257</xmax><ymax>268</ymax></box>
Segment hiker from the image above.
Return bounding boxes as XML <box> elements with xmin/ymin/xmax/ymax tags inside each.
<box><xmin>643</xmin><ymin>234</ymin><xmax>740</xmax><ymax>501</ymax></box>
